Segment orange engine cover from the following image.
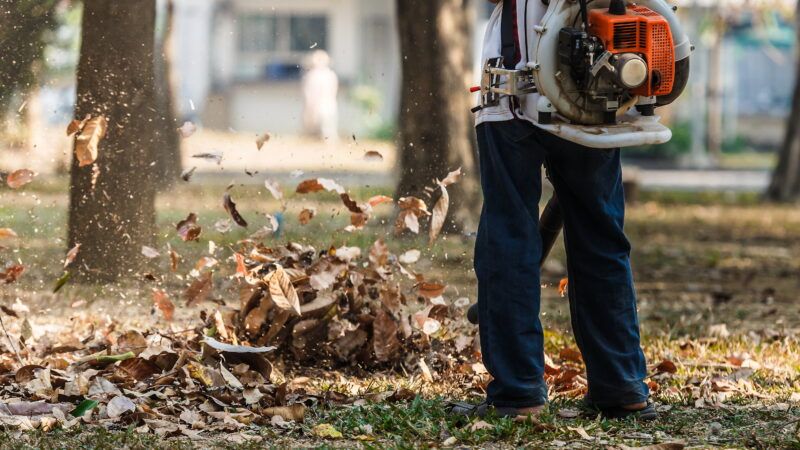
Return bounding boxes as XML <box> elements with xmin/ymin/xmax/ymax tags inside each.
<box><xmin>588</xmin><ymin>6</ymin><xmax>675</xmax><ymax>97</ymax></box>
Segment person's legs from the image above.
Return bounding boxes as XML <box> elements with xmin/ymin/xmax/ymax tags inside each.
<box><xmin>537</xmin><ymin>128</ymin><xmax>649</xmax><ymax>409</ymax></box>
<box><xmin>474</xmin><ymin>120</ymin><xmax>548</xmax><ymax>408</ymax></box>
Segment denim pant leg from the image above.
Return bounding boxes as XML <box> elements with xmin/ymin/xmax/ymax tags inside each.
<box><xmin>537</xmin><ymin>128</ymin><xmax>649</xmax><ymax>408</ymax></box>
<box><xmin>475</xmin><ymin>120</ymin><xmax>548</xmax><ymax>408</ymax></box>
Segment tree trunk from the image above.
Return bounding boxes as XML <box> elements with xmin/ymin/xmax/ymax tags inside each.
<box><xmin>395</xmin><ymin>0</ymin><xmax>480</xmax><ymax>232</ymax></box>
<box><xmin>767</xmin><ymin>1</ymin><xmax>800</xmax><ymax>202</ymax></box>
<box><xmin>68</xmin><ymin>0</ymin><xmax>159</xmax><ymax>282</ymax></box>
<box><xmin>153</xmin><ymin>0</ymin><xmax>182</xmax><ymax>189</ymax></box>
<box><xmin>706</xmin><ymin>9</ymin><xmax>724</xmax><ymax>166</ymax></box>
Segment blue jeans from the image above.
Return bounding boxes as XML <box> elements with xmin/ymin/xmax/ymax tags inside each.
<box><xmin>474</xmin><ymin>119</ymin><xmax>649</xmax><ymax>408</ymax></box>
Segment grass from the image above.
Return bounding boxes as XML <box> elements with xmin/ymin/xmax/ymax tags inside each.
<box><xmin>1</xmin><ymin>176</ymin><xmax>800</xmax><ymax>448</ymax></box>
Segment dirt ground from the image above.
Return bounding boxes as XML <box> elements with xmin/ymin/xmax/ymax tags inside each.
<box><xmin>1</xmin><ymin>175</ymin><xmax>799</xmax><ymax>448</ymax></box>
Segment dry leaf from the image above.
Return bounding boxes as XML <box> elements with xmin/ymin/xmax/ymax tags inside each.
<box><xmin>373</xmin><ymin>310</ymin><xmax>400</xmax><ymax>362</ymax></box>
<box><xmin>256</xmin><ymin>132</ymin><xmax>271</xmax><ymax>150</ymax></box>
<box><xmin>470</xmin><ymin>420</ymin><xmax>494</xmax><ymax>431</ymax></box>
<box><xmin>181</xmin><ymin>167</ymin><xmax>197</xmax><ymax>182</ymax></box>
<box><xmin>141</xmin><ymin>246</ymin><xmax>160</xmax><ymax>259</ymax></box>
<box><xmin>178</xmin><ymin>121</ymin><xmax>197</xmax><ymax>138</ymax></box>
<box><xmin>66</xmin><ymin>115</ymin><xmax>89</xmax><ymax>136</ymax></box>
<box><xmin>153</xmin><ymin>289</ymin><xmax>175</xmax><ymax>321</ymax></box>
<box><xmin>298</xmin><ymin>208</ymin><xmax>316</xmax><ymax>225</ymax></box>
<box><xmin>429</xmin><ymin>185</ymin><xmax>449</xmax><ymax>245</ymax></box>
<box><xmin>6</xmin><ymin>169</ymin><xmax>36</xmax><ymax>189</ymax></box>
<box><xmin>363</xmin><ymin>150</ymin><xmax>383</xmax><ymax>162</ymax></box>
<box><xmin>223</xmin><ymin>193</ymin><xmax>248</xmax><ymax>228</ymax></box>
<box><xmin>267</xmin><ymin>266</ymin><xmax>301</xmax><ymax>315</ymax></box>
<box><xmin>367</xmin><ymin>195</ymin><xmax>394</xmax><ymax>208</ymax></box>
<box><xmin>264</xmin><ymin>179</ymin><xmax>283</xmax><ymax>202</ymax></box>
<box><xmin>559</xmin><ymin>347</ymin><xmax>583</xmax><ymax>363</ymax></box>
<box><xmin>185</xmin><ymin>271</ymin><xmax>213</xmax><ymax>306</ymax></box>
<box><xmin>74</xmin><ymin>115</ymin><xmax>107</xmax><ymax>167</ymax></box>
<box><xmin>558</xmin><ymin>278</ymin><xmax>569</xmax><ymax>297</ymax></box>
<box><xmin>416</xmin><ymin>282</ymin><xmax>446</xmax><ymax>299</ymax></box>
<box><xmin>106</xmin><ymin>395</ymin><xmax>135</xmax><ymax>419</ymax></box>
<box><xmin>655</xmin><ymin>360</ymin><xmax>678</xmax><ymax>374</ymax></box>
<box><xmin>0</xmin><ymin>265</ymin><xmax>25</xmax><ymax>284</ymax></box>
<box><xmin>439</xmin><ymin>167</ymin><xmax>463</xmax><ymax>187</ymax></box>
<box><xmin>399</xmin><ymin>250</ymin><xmax>421</xmax><ymax>264</ymax></box>
<box><xmin>64</xmin><ymin>243</ymin><xmax>81</xmax><ymax>268</ymax></box>
<box><xmin>192</xmin><ymin>152</ymin><xmax>223</xmax><ymax>165</ymax></box>
<box><xmin>176</xmin><ymin>213</ymin><xmax>202</xmax><ymax>242</ymax></box>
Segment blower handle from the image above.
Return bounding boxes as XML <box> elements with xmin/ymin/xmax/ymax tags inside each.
<box><xmin>578</xmin><ymin>0</ymin><xmax>589</xmax><ymax>30</ymax></box>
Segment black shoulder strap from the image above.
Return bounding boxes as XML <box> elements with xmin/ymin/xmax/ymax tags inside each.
<box><xmin>500</xmin><ymin>0</ymin><xmax>520</xmax><ymax>69</ymax></box>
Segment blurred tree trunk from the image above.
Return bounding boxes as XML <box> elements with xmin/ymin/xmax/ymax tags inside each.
<box><xmin>0</xmin><ymin>1</ymin><xmax>58</xmax><ymax>125</ymax></box>
<box><xmin>68</xmin><ymin>0</ymin><xmax>159</xmax><ymax>282</ymax></box>
<box><xmin>395</xmin><ymin>0</ymin><xmax>480</xmax><ymax>232</ymax></box>
<box><xmin>153</xmin><ymin>0</ymin><xmax>182</xmax><ymax>189</ymax></box>
<box><xmin>767</xmin><ymin>1</ymin><xmax>800</xmax><ymax>202</ymax></box>
<box><xmin>706</xmin><ymin>16</ymin><xmax>723</xmax><ymax>165</ymax></box>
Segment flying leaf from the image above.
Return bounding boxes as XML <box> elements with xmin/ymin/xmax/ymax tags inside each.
<box><xmin>340</xmin><ymin>193</ymin><xmax>364</xmax><ymax>214</ymax></box>
<box><xmin>429</xmin><ymin>185</ymin><xmax>449</xmax><ymax>245</ymax></box>
<box><xmin>53</xmin><ymin>271</ymin><xmax>71</xmax><ymax>293</ymax></box>
<box><xmin>177</xmin><ymin>121</ymin><xmax>197</xmax><ymax>138</ymax></box>
<box><xmin>191</xmin><ymin>152</ymin><xmax>223</xmax><ymax>165</ymax></box>
<box><xmin>0</xmin><ymin>228</ymin><xmax>18</xmax><ymax>239</ymax></box>
<box><xmin>185</xmin><ymin>271</ymin><xmax>213</xmax><ymax>306</ymax></box>
<box><xmin>295</xmin><ymin>178</ymin><xmax>344</xmax><ymax>194</ymax></box>
<box><xmin>234</xmin><ymin>253</ymin><xmax>247</xmax><ymax>278</ymax></box>
<box><xmin>0</xmin><ymin>265</ymin><xmax>24</xmax><ymax>284</ymax></box>
<box><xmin>416</xmin><ymin>282</ymin><xmax>446</xmax><ymax>299</ymax></box>
<box><xmin>299</xmin><ymin>208</ymin><xmax>316</xmax><ymax>225</ymax></box>
<box><xmin>558</xmin><ymin>278</ymin><xmax>569</xmax><ymax>297</ymax></box>
<box><xmin>64</xmin><ymin>243</ymin><xmax>81</xmax><ymax>268</ymax></box>
<box><xmin>176</xmin><ymin>213</ymin><xmax>202</xmax><ymax>242</ymax></box>
<box><xmin>141</xmin><ymin>246</ymin><xmax>160</xmax><ymax>259</ymax></box>
<box><xmin>256</xmin><ymin>132</ymin><xmax>271</xmax><ymax>150</ymax></box>
<box><xmin>223</xmin><ymin>193</ymin><xmax>248</xmax><ymax>228</ymax></box>
<box><xmin>203</xmin><ymin>336</ymin><xmax>275</xmax><ymax>353</ymax></box>
<box><xmin>439</xmin><ymin>167</ymin><xmax>463</xmax><ymax>187</ymax></box>
<box><xmin>373</xmin><ymin>310</ymin><xmax>400</xmax><ymax>362</ymax></box>
<box><xmin>367</xmin><ymin>195</ymin><xmax>393</xmax><ymax>208</ymax></box>
<box><xmin>266</xmin><ymin>266</ymin><xmax>301</xmax><ymax>315</ymax></box>
<box><xmin>180</xmin><ymin>167</ymin><xmax>197</xmax><ymax>182</ymax></box>
<box><xmin>264</xmin><ymin>179</ymin><xmax>283</xmax><ymax>202</ymax></box>
<box><xmin>153</xmin><ymin>289</ymin><xmax>174</xmax><ymax>321</ymax></box>
<box><xmin>6</xmin><ymin>169</ymin><xmax>36</xmax><ymax>189</ymax></box>
<box><xmin>399</xmin><ymin>250</ymin><xmax>421</xmax><ymax>265</ymax></box>
<box><xmin>66</xmin><ymin>115</ymin><xmax>89</xmax><ymax>136</ymax></box>
<box><xmin>363</xmin><ymin>150</ymin><xmax>383</xmax><ymax>162</ymax></box>
<box><xmin>74</xmin><ymin>115</ymin><xmax>107</xmax><ymax>167</ymax></box>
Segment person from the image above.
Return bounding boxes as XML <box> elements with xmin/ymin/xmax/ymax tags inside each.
<box><xmin>451</xmin><ymin>0</ymin><xmax>656</xmax><ymax>420</ymax></box>
<box><xmin>301</xmin><ymin>50</ymin><xmax>339</xmax><ymax>142</ymax></box>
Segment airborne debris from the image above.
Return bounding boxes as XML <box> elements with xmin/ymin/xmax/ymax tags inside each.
<box><xmin>256</xmin><ymin>132</ymin><xmax>272</xmax><ymax>150</ymax></box>
<box><xmin>6</xmin><ymin>169</ymin><xmax>37</xmax><ymax>189</ymax></box>
<box><xmin>178</xmin><ymin>121</ymin><xmax>197</xmax><ymax>138</ymax></box>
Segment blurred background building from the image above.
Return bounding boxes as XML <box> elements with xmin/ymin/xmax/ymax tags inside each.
<box><xmin>17</xmin><ymin>0</ymin><xmax>800</xmax><ymax>172</ymax></box>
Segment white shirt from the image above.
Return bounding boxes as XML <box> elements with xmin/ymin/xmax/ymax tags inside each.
<box><xmin>475</xmin><ymin>0</ymin><xmax>548</xmax><ymax>127</ymax></box>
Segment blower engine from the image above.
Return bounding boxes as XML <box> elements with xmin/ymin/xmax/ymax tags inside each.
<box><xmin>476</xmin><ymin>0</ymin><xmax>692</xmax><ymax>148</ymax></box>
